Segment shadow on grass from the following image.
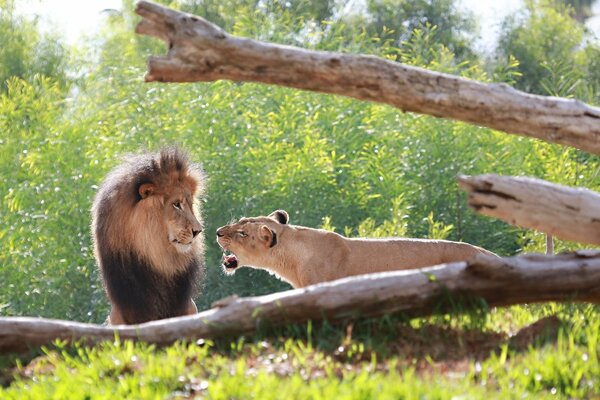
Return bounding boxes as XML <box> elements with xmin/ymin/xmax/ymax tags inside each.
<box><xmin>0</xmin><ymin>311</ymin><xmax>562</xmax><ymax>388</ymax></box>
<box><xmin>206</xmin><ymin>311</ymin><xmax>562</xmax><ymax>376</ymax></box>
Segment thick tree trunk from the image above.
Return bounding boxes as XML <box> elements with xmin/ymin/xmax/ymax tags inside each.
<box><xmin>134</xmin><ymin>1</ymin><xmax>600</xmax><ymax>155</ymax></box>
<box><xmin>2</xmin><ymin>252</ymin><xmax>600</xmax><ymax>353</ymax></box>
<box><xmin>458</xmin><ymin>174</ymin><xmax>600</xmax><ymax>245</ymax></box>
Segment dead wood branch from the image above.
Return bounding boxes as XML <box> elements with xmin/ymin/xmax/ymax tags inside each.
<box><xmin>2</xmin><ymin>252</ymin><xmax>600</xmax><ymax>353</ymax></box>
<box><xmin>458</xmin><ymin>174</ymin><xmax>600</xmax><ymax>245</ymax></box>
<box><xmin>134</xmin><ymin>1</ymin><xmax>600</xmax><ymax>154</ymax></box>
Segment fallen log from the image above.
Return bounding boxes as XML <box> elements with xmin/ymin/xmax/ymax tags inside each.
<box><xmin>2</xmin><ymin>251</ymin><xmax>600</xmax><ymax>353</ymax></box>
<box><xmin>458</xmin><ymin>174</ymin><xmax>600</xmax><ymax>245</ymax></box>
<box><xmin>134</xmin><ymin>1</ymin><xmax>600</xmax><ymax>155</ymax></box>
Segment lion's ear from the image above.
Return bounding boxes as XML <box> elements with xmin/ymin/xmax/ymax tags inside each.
<box><xmin>268</xmin><ymin>210</ymin><xmax>289</xmax><ymax>225</ymax></box>
<box><xmin>138</xmin><ymin>183</ymin><xmax>156</xmax><ymax>199</ymax></box>
<box><xmin>259</xmin><ymin>225</ymin><xmax>278</xmax><ymax>248</ymax></box>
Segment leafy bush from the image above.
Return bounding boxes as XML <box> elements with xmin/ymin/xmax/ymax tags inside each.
<box><xmin>0</xmin><ymin>77</ymin><xmax>103</xmax><ymax>321</ymax></box>
<box><xmin>0</xmin><ymin>0</ymin><xmax>69</xmax><ymax>92</ymax></box>
<box><xmin>0</xmin><ymin>1</ymin><xmax>598</xmax><ymax>322</ymax></box>
<box><xmin>494</xmin><ymin>0</ymin><xmax>600</xmax><ymax>102</ymax></box>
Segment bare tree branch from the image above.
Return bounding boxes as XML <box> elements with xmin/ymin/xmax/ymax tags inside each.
<box><xmin>134</xmin><ymin>1</ymin><xmax>600</xmax><ymax>154</ymax></box>
<box><xmin>2</xmin><ymin>252</ymin><xmax>600</xmax><ymax>353</ymax></box>
<box><xmin>458</xmin><ymin>174</ymin><xmax>600</xmax><ymax>245</ymax></box>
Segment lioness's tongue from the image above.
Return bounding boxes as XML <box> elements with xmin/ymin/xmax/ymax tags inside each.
<box><xmin>223</xmin><ymin>253</ymin><xmax>238</xmax><ymax>269</ymax></box>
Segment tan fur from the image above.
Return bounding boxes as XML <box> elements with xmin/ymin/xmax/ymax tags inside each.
<box><xmin>217</xmin><ymin>210</ymin><xmax>499</xmax><ymax>288</ymax></box>
<box><xmin>92</xmin><ymin>148</ymin><xmax>205</xmax><ymax>325</ymax></box>
<box><xmin>126</xmin><ymin>180</ymin><xmax>202</xmax><ymax>277</ymax></box>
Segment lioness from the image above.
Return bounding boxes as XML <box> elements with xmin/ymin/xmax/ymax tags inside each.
<box><xmin>216</xmin><ymin>210</ymin><xmax>498</xmax><ymax>288</ymax></box>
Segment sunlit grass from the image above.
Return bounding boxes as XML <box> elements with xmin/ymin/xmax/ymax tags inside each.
<box><xmin>1</xmin><ymin>303</ymin><xmax>599</xmax><ymax>398</ymax></box>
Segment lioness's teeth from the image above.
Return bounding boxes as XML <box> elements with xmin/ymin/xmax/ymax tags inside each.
<box><xmin>222</xmin><ymin>252</ymin><xmax>238</xmax><ymax>269</ymax></box>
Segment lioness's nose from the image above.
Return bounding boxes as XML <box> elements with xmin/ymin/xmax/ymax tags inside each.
<box><xmin>216</xmin><ymin>227</ymin><xmax>225</xmax><ymax>237</ymax></box>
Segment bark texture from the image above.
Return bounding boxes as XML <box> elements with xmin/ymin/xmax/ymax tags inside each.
<box><xmin>2</xmin><ymin>252</ymin><xmax>600</xmax><ymax>352</ymax></box>
<box><xmin>458</xmin><ymin>174</ymin><xmax>600</xmax><ymax>245</ymax></box>
<box><xmin>134</xmin><ymin>1</ymin><xmax>600</xmax><ymax>154</ymax></box>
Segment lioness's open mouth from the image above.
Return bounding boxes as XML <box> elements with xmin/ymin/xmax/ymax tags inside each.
<box><xmin>222</xmin><ymin>253</ymin><xmax>238</xmax><ymax>270</ymax></box>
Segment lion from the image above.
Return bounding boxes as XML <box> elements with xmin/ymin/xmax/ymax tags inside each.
<box><xmin>91</xmin><ymin>147</ymin><xmax>205</xmax><ymax>325</ymax></box>
<box><xmin>216</xmin><ymin>210</ymin><xmax>499</xmax><ymax>288</ymax></box>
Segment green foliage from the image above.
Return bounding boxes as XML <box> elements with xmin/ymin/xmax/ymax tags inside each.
<box><xmin>351</xmin><ymin>196</ymin><xmax>409</xmax><ymax>238</ymax></box>
<box><xmin>0</xmin><ymin>76</ymin><xmax>105</xmax><ymax>321</ymax></box>
<box><xmin>494</xmin><ymin>0</ymin><xmax>600</xmax><ymax>101</ymax></box>
<box><xmin>582</xmin><ymin>45</ymin><xmax>600</xmax><ymax>99</ymax></box>
<box><xmin>0</xmin><ymin>0</ymin><xmax>69</xmax><ymax>92</ymax></box>
<box><xmin>426</xmin><ymin>212</ymin><xmax>453</xmax><ymax>240</ymax></box>
<box><xmin>181</xmin><ymin>0</ymin><xmax>478</xmax><ymax>64</ymax></box>
<box><xmin>182</xmin><ymin>0</ymin><xmax>336</xmax><ymax>31</ymax></box>
<box><xmin>557</xmin><ymin>0</ymin><xmax>599</xmax><ymax>22</ymax></box>
<box><xmin>491</xmin><ymin>54</ymin><xmax>522</xmax><ymax>85</ymax></box>
<box><xmin>1</xmin><ymin>0</ymin><xmax>599</xmax><ymax>320</ymax></box>
<box><xmin>365</xmin><ymin>0</ymin><xmax>477</xmax><ymax>61</ymax></box>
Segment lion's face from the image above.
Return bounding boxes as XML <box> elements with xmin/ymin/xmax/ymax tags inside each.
<box><xmin>138</xmin><ymin>181</ymin><xmax>203</xmax><ymax>255</ymax></box>
<box><xmin>216</xmin><ymin>210</ymin><xmax>288</xmax><ymax>273</ymax></box>
<box><xmin>165</xmin><ymin>191</ymin><xmax>202</xmax><ymax>254</ymax></box>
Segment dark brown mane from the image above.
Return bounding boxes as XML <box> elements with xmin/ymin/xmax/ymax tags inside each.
<box><xmin>97</xmin><ymin>147</ymin><xmax>204</xmax><ymax>207</ymax></box>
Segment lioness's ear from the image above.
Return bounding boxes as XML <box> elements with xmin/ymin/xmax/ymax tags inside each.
<box><xmin>259</xmin><ymin>225</ymin><xmax>278</xmax><ymax>248</ymax></box>
<box><xmin>138</xmin><ymin>183</ymin><xmax>156</xmax><ymax>199</ymax></box>
<box><xmin>269</xmin><ymin>210</ymin><xmax>289</xmax><ymax>224</ymax></box>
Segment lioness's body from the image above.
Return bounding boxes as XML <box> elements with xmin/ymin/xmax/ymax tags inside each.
<box><xmin>217</xmin><ymin>210</ymin><xmax>498</xmax><ymax>288</ymax></box>
<box><xmin>92</xmin><ymin>147</ymin><xmax>205</xmax><ymax>325</ymax></box>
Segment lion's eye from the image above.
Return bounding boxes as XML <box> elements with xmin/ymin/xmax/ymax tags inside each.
<box><xmin>173</xmin><ymin>201</ymin><xmax>182</xmax><ymax>210</ymax></box>
<box><xmin>237</xmin><ymin>231</ymin><xmax>248</xmax><ymax>237</ymax></box>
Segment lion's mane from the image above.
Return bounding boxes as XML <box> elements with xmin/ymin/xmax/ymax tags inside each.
<box><xmin>91</xmin><ymin>147</ymin><xmax>205</xmax><ymax>324</ymax></box>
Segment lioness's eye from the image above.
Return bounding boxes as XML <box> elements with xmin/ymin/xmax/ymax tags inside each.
<box><xmin>238</xmin><ymin>231</ymin><xmax>248</xmax><ymax>237</ymax></box>
<box><xmin>173</xmin><ymin>201</ymin><xmax>182</xmax><ymax>210</ymax></box>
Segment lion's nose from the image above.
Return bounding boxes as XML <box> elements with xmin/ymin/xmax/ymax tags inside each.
<box><xmin>192</xmin><ymin>228</ymin><xmax>201</xmax><ymax>238</ymax></box>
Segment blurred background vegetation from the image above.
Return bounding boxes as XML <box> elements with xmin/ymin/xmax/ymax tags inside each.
<box><xmin>0</xmin><ymin>0</ymin><xmax>599</xmax><ymax>322</ymax></box>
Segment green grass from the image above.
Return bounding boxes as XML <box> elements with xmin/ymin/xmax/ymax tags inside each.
<box><xmin>1</xmin><ymin>303</ymin><xmax>599</xmax><ymax>399</ymax></box>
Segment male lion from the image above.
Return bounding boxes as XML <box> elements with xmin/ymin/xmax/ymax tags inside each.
<box><xmin>92</xmin><ymin>147</ymin><xmax>205</xmax><ymax>325</ymax></box>
<box><xmin>217</xmin><ymin>210</ymin><xmax>498</xmax><ymax>288</ymax></box>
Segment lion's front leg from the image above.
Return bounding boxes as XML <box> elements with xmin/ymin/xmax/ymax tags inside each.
<box><xmin>107</xmin><ymin>306</ymin><xmax>126</xmax><ymax>325</ymax></box>
<box><xmin>185</xmin><ymin>298</ymin><xmax>198</xmax><ymax>315</ymax></box>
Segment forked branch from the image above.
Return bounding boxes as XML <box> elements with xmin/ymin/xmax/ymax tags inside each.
<box><xmin>134</xmin><ymin>1</ymin><xmax>600</xmax><ymax>154</ymax></box>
